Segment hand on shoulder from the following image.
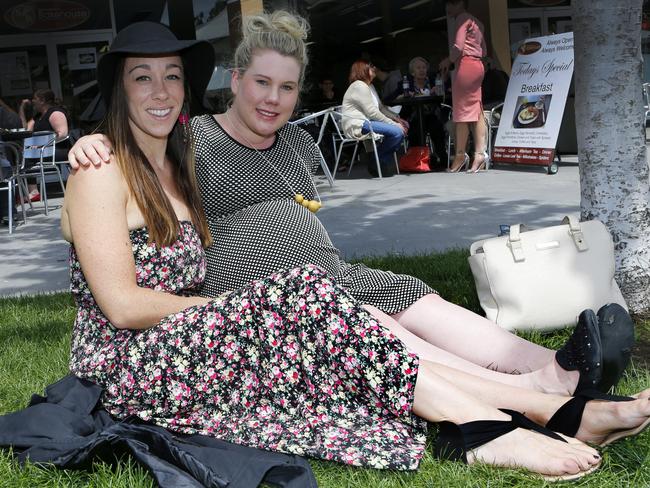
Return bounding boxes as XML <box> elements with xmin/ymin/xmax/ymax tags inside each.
<box><xmin>68</xmin><ymin>133</ymin><xmax>114</xmax><ymax>169</ymax></box>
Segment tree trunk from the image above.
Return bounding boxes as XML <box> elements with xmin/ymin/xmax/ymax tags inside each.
<box><xmin>573</xmin><ymin>0</ymin><xmax>650</xmax><ymax>315</ymax></box>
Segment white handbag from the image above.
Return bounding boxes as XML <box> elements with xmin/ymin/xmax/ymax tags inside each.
<box><xmin>468</xmin><ymin>216</ymin><xmax>627</xmax><ymax>331</ymax></box>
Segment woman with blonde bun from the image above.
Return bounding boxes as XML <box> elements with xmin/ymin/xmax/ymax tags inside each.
<box><xmin>66</xmin><ymin>12</ymin><xmax>649</xmax><ymax>478</ymax></box>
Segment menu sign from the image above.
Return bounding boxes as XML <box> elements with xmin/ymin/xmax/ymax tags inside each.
<box><xmin>493</xmin><ymin>32</ymin><xmax>574</xmax><ymax>166</ymax></box>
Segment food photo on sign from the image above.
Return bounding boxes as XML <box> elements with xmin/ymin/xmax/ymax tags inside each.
<box><xmin>512</xmin><ymin>94</ymin><xmax>552</xmax><ymax>129</ymax></box>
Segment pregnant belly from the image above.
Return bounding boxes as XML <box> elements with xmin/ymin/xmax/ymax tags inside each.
<box><xmin>202</xmin><ymin>199</ymin><xmax>341</xmax><ymax>296</ymax></box>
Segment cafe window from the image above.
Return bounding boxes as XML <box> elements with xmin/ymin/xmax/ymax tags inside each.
<box><xmin>508</xmin><ymin>4</ymin><xmax>572</xmax><ymax>59</ymax></box>
<box><xmin>56</xmin><ymin>40</ymin><xmax>110</xmax><ymax>126</ymax></box>
<box><xmin>0</xmin><ymin>45</ymin><xmax>50</xmax><ymax>111</ymax></box>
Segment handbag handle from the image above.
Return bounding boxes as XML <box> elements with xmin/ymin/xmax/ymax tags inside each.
<box><xmin>507</xmin><ymin>216</ymin><xmax>588</xmax><ymax>262</ymax></box>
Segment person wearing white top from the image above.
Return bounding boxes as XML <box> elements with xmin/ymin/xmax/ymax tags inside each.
<box><xmin>341</xmin><ymin>59</ymin><xmax>408</xmax><ymax>176</ymax></box>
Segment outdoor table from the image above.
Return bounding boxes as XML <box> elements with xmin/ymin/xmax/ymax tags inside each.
<box><xmin>391</xmin><ymin>95</ymin><xmax>444</xmax><ymax>147</ymax></box>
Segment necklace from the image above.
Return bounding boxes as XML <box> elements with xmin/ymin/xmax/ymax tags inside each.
<box><xmin>223</xmin><ymin>111</ymin><xmax>322</xmax><ymax>213</ymax></box>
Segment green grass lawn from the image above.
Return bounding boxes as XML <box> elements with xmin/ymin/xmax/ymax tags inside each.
<box><xmin>0</xmin><ymin>251</ymin><xmax>648</xmax><ymax>487</ymax></box>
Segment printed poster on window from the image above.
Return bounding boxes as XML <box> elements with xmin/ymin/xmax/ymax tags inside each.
<box><xmin>493</xmin><ymin>32</ymin><xmax>574</xmax><ymax>166</ymax></box>
<box><xmin>0</xmin><ymin>51</ymin><xmax>32</xmax><ymax>96</ymax></box>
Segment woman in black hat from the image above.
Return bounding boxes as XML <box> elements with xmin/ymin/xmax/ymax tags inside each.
<box><xmin>62</xmin><ymin>17</ymin><xmax>649</xmax><ymax>479</ymax></box>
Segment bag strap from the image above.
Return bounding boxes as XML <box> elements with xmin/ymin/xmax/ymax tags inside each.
<box><xmin>562</xmin><ymin>215</ymin><xmax>589</xmax><ymax>252</ymax></box>
<box><xmin>507</xmin><ymin>224</ymin><xmax>527</xmax><ymax>262</ymax></box>
<box><xmin>507</xmin><ymin>217</ymin><xmax>588</xmax><ymax>262</ymax></box>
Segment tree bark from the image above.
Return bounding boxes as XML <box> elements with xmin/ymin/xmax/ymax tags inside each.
<box><xmin>573</xmin><ymin>0</ymin><xmax>650</xmax><ymax>315</ymax></box>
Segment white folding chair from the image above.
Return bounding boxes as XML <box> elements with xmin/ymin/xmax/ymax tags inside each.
<box><xmin>290</xmin><ymin>107</ymin><xmax>335</xmax><ymax>187</ymax></box>
<box><xmin>328</xmin><ymin>106</ymin><xmax>399</xmax><ymax>179</ymax></box>
<box><xmin>17</xmin><ymin>131</ymin><xmax>68</xmax><ymax>215</ymax></box>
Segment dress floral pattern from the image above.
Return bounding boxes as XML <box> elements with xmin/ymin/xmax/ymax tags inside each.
<box><xmin>69</xmin><ymin>221</ymin><xmax>427</xmax><ymax>470</ymax></box>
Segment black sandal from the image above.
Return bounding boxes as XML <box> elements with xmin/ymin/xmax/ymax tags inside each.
<box><xmin>597</xmin><ymin>303</ymin><xmax>635</xmax><ymax>392</ymax></box>
<box><xmin>435</xmin><ymin>409</ymin><xmax>599</xmax><ymax>481</ymax></box>
<box><xmin>555</xmin><ymin>309</ymin><xmax>603</xmax><ymax>394</ymax></box>
<box><xmin>546</xmin><ymin>389</ymin><xmax>649</xmax><ymax>446</ymax></box>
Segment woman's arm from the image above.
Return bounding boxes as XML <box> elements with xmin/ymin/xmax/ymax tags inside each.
<box><xmin>450</xmin><ymin>14</ymin><xmax>471</xmax><ymax>63</ymax></box>
<box><xmin>48</xmin><ymin>110</ymin><xmax>68</xmax><ymax>139</ymax></box>
<box><xmin>64</xmin><ymin>161</ymin><xmax>210</xmax><ymax>330</ymax></box>
<box><xmin>18</xmin><ymin>100</ymin><xmax>34</xmax><ymax>130</ymax></box>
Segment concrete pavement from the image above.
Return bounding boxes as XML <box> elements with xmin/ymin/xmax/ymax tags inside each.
<box><xmin>0</xmin><ymin>158</ymin><xmax>580</xmax><ymax>297</ymax></box>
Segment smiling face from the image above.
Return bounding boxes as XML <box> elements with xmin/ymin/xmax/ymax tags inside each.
<box><xmin>122</xmin><ymin>54</ymin><xmax>185</xmax><ymax>144</ymax></box>
<box><xmin>230</xmin><ymin>49</ymin><xmax>301</xmax><ymax>144</ymax></box>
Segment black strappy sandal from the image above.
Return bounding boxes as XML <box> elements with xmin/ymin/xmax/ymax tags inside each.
<box><xmin>546</xmin><ymin>389</ymin><xmax>649</xmax><ymax>447</ymax></box>
<box><xmin>435</xmin><ymin>408</ymin><xmax>599</xmax><ymax>481</ymax></box>
<box><xmin>555</xmin><ymin>309</ymin><xmax>603</xmax><ymax>394</ymax></box>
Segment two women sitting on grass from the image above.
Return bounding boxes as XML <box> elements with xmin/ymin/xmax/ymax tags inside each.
<box><xmin>19</xmin><ymin>11</ymin><xmax>650</xmax><ymax>481</ymax></box>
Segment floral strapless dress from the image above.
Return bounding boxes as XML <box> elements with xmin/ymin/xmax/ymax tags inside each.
<box><xmin>68</xmin><ymin>221</ymin><xmax>427</xmax><ymax>470</ymax></box>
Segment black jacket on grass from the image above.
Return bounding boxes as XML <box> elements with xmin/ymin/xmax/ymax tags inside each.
<box><xmin>0</xmin><ymin>375</ymin><xmax>317</xmax><ymax>488</ymax></box>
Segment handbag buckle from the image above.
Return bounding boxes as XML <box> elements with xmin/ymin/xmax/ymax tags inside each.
<box><xmin>507</xmin><ymin>238</ymin><xmax>526</xmax><ymax>262</ymax></box>
<box><xmin>570</xmin><ymin>229</ymin><xmax>589</xmax><ymax>251</ymax></box>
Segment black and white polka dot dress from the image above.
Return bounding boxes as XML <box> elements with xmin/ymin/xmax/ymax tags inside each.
<box><xmin>192</xmin><ymin>115</ymin><xmax>434</xmax><ymax>314</ymax></box>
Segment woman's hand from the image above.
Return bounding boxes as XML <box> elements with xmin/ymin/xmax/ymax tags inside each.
<box><xmin>397</xmin><ymin>118</ymin><xmax>409</xmax><ymax>134</ymax></box>
<box><xmin>68</xmin><ymin>134</ymin><xmax>113</xmax><ymax>169</ymax></box>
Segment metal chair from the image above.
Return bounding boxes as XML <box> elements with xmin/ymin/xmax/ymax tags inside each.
<box><xmin>485</xmin><ymin>102</ymin><xmax>504</xmax><ymax>170</ymax></box>
<box><xmin>16</xmin><ymin>131</ymin><xmax>68</xmax><ymax>215</ymax></box>
<box><xmin>290</xmin><ymin>107</ymin><xmax>335</xmax><ymax>187</ymax></box>
<box><xmin>0</xmin><ymin>142</ymin><xmax>27</xmax><ymax>233</ymax></box>
<box><xmin>328</xmin><ymin>106</ymin><xmax>399</xmax><ymax>179</ymax></box>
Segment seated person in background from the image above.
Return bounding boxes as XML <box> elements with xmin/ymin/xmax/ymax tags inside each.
<box><xmin>341</xmin><ymin>59</ymin><xmax>408</xmax><ymax>177</ymax></box>
<box><xmin>372</xmin><ymin>59</ymin><xmax>403</xmax><ymax>103</ymax></box>
<box><xmin>394</xmin><ymin>57</ymin><xmax>449</xmax><ymax>168</ymax></box>
<box><xmin>309</xmin><ymin>75</ymin><xmax>340</xmax><ymax>108</ymax></box>
<box><xmin>22</xmin><ymin>89</ymin><xmax>71</xmax><ymax>202</ymax></box>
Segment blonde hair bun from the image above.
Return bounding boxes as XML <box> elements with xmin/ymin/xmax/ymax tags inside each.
<box><xmin>244</xmin><ymin>10</ymin><xmax>309</xmax><ymax>41</ymax></box>
<box><xmin>235</xmin><ymin>10</ymin><xmax>310</xmax><ymax>85</ymax></box>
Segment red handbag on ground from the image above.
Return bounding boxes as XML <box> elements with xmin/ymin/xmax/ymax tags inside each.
<box><xmin>399</xmin><ymin>146</ymin><xmax>431</xmax><ymax>172</ymax></box>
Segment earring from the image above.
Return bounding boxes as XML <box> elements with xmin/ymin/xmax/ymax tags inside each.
<box><xmin>178</xmin><ymin>107</ymin><xmax>190</xmax><ymax>143</ymax></box>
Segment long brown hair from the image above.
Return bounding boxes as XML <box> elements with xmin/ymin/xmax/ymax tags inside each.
<box><xmin>100</xmin><ymin>57</ymin><xmax>211</xmax><ymax>248</ymax></box>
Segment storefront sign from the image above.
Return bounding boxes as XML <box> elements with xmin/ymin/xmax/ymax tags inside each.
<box><xmin>0</xmin><ymin>0</ymin><xmax>110</xmax><ymax>34</ymax></box>
<box><xmin>493</xmin><ymin>32</ymin><xmax>574</xmax><ymax>165</ymax></box>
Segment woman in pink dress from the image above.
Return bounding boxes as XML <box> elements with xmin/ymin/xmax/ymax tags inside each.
<box><xmin>439</xmin><ymin>0</ymin><xmax>488</xmax><ymax>173</ymax></box>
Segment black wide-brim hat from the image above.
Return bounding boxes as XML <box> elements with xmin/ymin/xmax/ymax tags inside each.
<box><xmin>97</xmin><ymin>21</ymin><xmax>215</xmax><ymax>114</ymax></box>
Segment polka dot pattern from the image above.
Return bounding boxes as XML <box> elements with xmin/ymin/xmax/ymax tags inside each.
<box><xmin>192</xmin><ymin>115</ymin><xmax>435</xmax><ymax>313</ymax></box>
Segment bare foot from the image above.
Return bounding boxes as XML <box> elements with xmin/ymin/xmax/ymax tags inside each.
<box><xmin>533</xmin><ymin>358</ymin><xmax>580</xmax><ymax>396</ymax></box>
<box><xmin>576</xmin><ymin>389</ymin><xmax>650</xmax><ymax>445</ymax></box>
<box><xmin>470</xmin><ymin>426</ymin><xmax>601</xmax><ymax>479</ymax></box>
